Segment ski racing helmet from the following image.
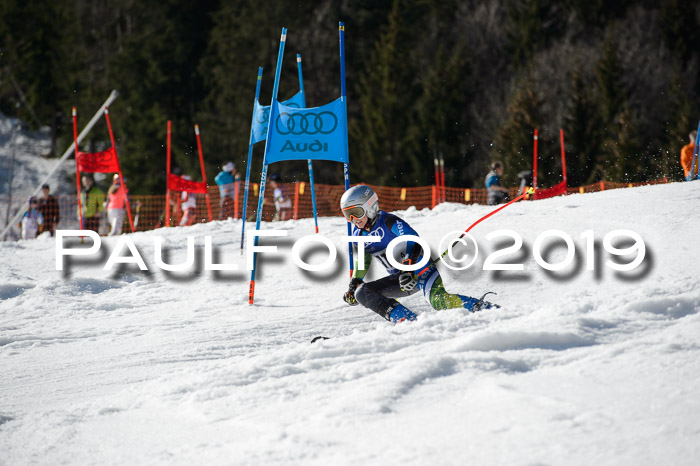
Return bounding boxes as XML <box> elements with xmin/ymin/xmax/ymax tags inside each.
<box><xmin>340</xmin><ymin>185</ymin><xmax>379</xmax><ymax>222</ymax></box>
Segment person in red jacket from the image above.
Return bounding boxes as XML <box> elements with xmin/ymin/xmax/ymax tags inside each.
<box><xmin>680</xmin><ymin>130</ymin><xmax>698</xmax><ymax>181</ymax></box>
<box><xmin>106</xmin><ymin>174</ymin><xmax>129</xmax><ymax>236</ymax></box>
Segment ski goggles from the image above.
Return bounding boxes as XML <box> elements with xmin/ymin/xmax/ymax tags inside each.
<box><xmin>342</xmin><ymin>205</ymin><xmax>366</xmax><ymax>222</ymax></box>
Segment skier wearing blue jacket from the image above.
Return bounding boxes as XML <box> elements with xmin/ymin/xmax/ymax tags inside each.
<box><xmin>340</xmin><ymin>185</ymin><xmax>496</xmax><ymax>323</ymax></box>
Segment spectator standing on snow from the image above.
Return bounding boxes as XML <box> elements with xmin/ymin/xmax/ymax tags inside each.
<box><xmin>19</xmin><ymin>197</ymin><xmax>44</xmax><ymax>240</ymax></box>
<box><xmin>37</xmin><ymin>183</ymin><xmax>60</xmax><ymax>236</ymax></box>
<box><xmin>680</xmin><ymin>130</ymin><xmax>698</xmax><ymax>181</ymax></box>
<box><xmin>215</xmin><ymin>161</ymin><xmax>240</xmax><ymax>219</ymax></box>
<box><xmin>79</xmin><ymin>174</ymin><xmax>104</xmax><ymax>233</ymax></box>
<box><xmin>268</xmin><ymin>173</ymin><xmax>292</xmax><ymax>221</ymax></box>
<box><xmin>485</xmin><ymin>162</ymin><xmax>510</xmax><ymax>205</ymax></box>
<box><xmin>106</xmin><ymin>174</ymin><xmax>129</xmax><ymax>236</ymax></box>
<box><xmin>180</xmin><ymin>175</ymin><xmax>197</xmax><ymax>226</ymax></box>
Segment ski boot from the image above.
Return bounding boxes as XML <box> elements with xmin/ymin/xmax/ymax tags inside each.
<box><xmin>389</xmin><ymin>304</ymin><xmax>417</xmax><ymax>323</ymax></box>
<box><xmin>459</xmin><ymin>292</ymin><xmax>500</xmax><ymax>313</ymax></box>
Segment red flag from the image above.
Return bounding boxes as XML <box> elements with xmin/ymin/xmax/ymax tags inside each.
<box><xmin>76</xmin><ymin>147</ymin><xmax>120</xmax><ymax>173</ymax></box>
<box><xmin>167</xmin><ymin>173</ymin><xmax>208</xmax><ymax>193</ymax></box>
<box><xmin>534</xmin><ymin>180</ymin><xmax>567</xmax><ymax>200</ymax></box>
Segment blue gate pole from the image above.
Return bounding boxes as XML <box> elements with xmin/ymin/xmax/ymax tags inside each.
<box><xmin>691</xmin><ymin>119</ymin><xmax>700</xmax><ymax>181</ymax></box>
<box><xmin>339</xmin><ymin>22</ymin><xmax>354</xmax><ymax>276</ymax></box>
<box><xmin>297</xmin><ymin>54</ymin><xmax>320</xmax><ymax>233</ymax></box>
<box><xmin>240</xmin><ymin>67</ymin><xmax>264</xmax><ymax>252</ymax></box>
<box><xmin>249</xmin><ymin>28</ymin><xmax>287</xmax><ymax>304</ymax></box>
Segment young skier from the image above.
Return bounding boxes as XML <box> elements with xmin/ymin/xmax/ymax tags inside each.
<box><xmin>340</xmin><ymin>185</ymin><xmax>497</xmax><ymax>323</ymax></box>
<box><xmin>19</xmin><ymin>197</ymin><xmax>44</xmax><ymax>240</ymax></box>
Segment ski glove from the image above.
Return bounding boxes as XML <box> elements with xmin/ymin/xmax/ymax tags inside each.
<box><xmin>399</xmin><ymin>271</ymin><xmax>417</xmax><ymax>292</ymax></box>
<box><xmin>343</xmin><ymin>277</ymin><xmax>363</xmax><ymax>306</ymax></box>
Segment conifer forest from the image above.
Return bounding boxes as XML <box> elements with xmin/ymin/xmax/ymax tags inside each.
<box><xmin>1</xmin><ymin>0</ymin><xmax>698</xmax><ymax>193</ymax></box>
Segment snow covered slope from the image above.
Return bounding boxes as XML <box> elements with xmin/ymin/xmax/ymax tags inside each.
<box><xmin>1</xmin><ymin>182</ymin><xmax>699</xmax><ymax>465</ymax></box>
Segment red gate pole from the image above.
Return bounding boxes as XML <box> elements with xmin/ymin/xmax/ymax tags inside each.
<box><xmin>194</xmin><ymin>124</ymin><xmax>213</xmax><ymax>222</ymax></box>
<box><xmin>439</xmin><ymin>155</ymin><xmax>446</xmax><ymax>203</ymax></box>
<box><xmin>560</xmin><ymin>128</ymin><xmax>567</xmax><ymax>186</ymax></box>
<box><xmin>234</xmin><ymin>180</ymin><xmax>240</xmax><ymax>219</ymax></box>
<box><xmin>533</xmin><ymin>129</ymin><xmax>539</xmax><ymax>198</ymax></box>
<box><xmin>166</xmin><ymin>120</ymin><xmax>172</xmax><ymax>227</ymax></box>
<box><xmin>433</xmin><ymin>156</ymin><xmax>440</xmax><ymax>205</ymax></box>
<box><xmin>293</xmin><ymin>182</ymin><xmax>300</xmax><ymax>220</ymax></box>
<box><xmin>104</xmin><ymin>108</ymin><xmax>135</xmax><ymax>233</ymax></box>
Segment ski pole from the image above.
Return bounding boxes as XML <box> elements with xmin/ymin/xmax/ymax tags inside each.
<box><xmin>423</xmin><ymin>187</ymin><xmax>534</xmax><ymax>270</ymax></box>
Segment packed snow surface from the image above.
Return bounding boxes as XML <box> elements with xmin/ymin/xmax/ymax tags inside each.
<box><xmin>1</xmin><ymin>182</ymin><xmax>699</xmax><ymax>465</ymax></box>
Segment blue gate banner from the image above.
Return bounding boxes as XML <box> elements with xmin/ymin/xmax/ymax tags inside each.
<box><xmin>265</xmin><ymin>97</ymin><xmax>349</xmax><ymax>164</ymax></box>
<box><xmin>251</xmin><ymin>91</ymin><xmax>305</xmax><ymax>144</ymax></box>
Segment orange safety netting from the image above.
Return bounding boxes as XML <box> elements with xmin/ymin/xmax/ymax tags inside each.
<box><xmin>44</xmin><ymin>177</ymin><xmax>669</xmax><ymax>234</ymax></box>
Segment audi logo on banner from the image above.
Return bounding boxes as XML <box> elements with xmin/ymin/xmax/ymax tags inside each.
<box><xmin>275</xmin><ymin>111</ymin><xmax>338</xmax><ymax>135</ymax></box>
<box><xmin>255</xmin><ymin>102</ymin><xmax>301</xmax><ymax>125</ymax></box>
<box><xmin>255</xmin><ymin>107</ymin><xmax>270</xmax><ymax>124</ymax></box>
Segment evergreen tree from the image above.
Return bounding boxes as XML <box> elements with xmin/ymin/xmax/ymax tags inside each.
<box><xmin>350</xmin><ymin>0</ymin><xmax>420</xmax><ymax>185</ymax></box>
<box><xmin>492</xmin><ymin>73</ymin><xmax>545</xmax><ymax>187</ymax></box>
<box><xmin>596</xmin><ymin>30</ymin><xmax>627</xmax><ymax>124</ymax></box>
<box><xmin>108</xmin><ymin>0</ymin><xmax>219</xmax><ymax>194</ymax></box>
<box><xmin>602</xmin><ymin>105</ymin><xmax>644</xmax><ymax>181</ymax></box>
<box><xmin>659</xmin><ymin>68</ymin><xmax>696</xmax><ymax>180</ymax></box>
<box><xmin>595</xmin><ymin>27</ymin><xmax>630</xmax><ymax>181</ymax></box>
<box><xmin>0</xmin><ymin>0</ymin><xmax>70</xmax><ymax>130</ymax></box>
<box><xmin>659</xmin><ymin>0</ymin><xmax>700</xmax><ymax>64</ymax></box>
<box><xmin>506</xmin><ymin>0</ymin><xmax>544</xmax><ymax>69</ymax></box>
<box><xmin>564</xmin><ymin>61</ymin><xmax>603</xmax><ymax>185</ymax></box>
<box><xmin>415</xmin><ymin>40</ymin><xmax>472</xmax><ymax>187</ymax></box>
<box><xmin>506</xmin><ymin>0</ymin><xmax>564</xmax><ymax>71</ymax></box>
<box><xmin>1</xmin><ymin>0</ymin><xmax>700</xmax><ymax>193</ymax></box>
<box><xmin>564</xmin><ymin>0</ymin><xmax>631</xmax><ymax>29</ymax></box>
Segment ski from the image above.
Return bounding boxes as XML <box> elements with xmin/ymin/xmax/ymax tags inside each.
<box><xmin>471</xmin><ymin>292</ymin><xmax>500</xmax><ymax>312</ymax></box>
<box><xmin>310</xmin><ymin>295</ymin><xmax>500</xmax><ymax>343</ymax></box>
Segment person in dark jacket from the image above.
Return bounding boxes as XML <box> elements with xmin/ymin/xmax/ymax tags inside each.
<box><xmin>37</xmin><ymin>183</ymin><xmax>60</xmax><ymax>236</ymax></box>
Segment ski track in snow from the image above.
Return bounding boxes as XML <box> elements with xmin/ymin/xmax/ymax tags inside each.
<box><xmin>1</xmin><ymin>182</ymin><xmax>700</xmax><ymax>465</ymax></box>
